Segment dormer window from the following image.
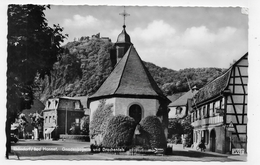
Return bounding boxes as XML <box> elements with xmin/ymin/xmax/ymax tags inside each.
<box><xmin>55</xmin><ymin>100</ymin><xmax>58</xmax><ymax>107</ymax></box>
<box><xmin>48</xmin><ymin>101</ymin><xmax>51</xmax><ymax>108</ymax></box>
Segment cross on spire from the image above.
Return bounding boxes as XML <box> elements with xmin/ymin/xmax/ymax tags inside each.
<box><xmin>119</xmin><ymin>6</ymin><xmax>130</xmax><ymax>28</ymax></box>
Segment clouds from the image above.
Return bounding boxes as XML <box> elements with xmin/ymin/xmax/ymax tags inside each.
<box><xmin>129</xmin><ymin>21</ymin><xmax>247</xmax><ymax>70</ymax></box>
<box><xmin>131</xmin><ymin>20</ymin><xmax>176</xmax><ymax>42</ymax></box>
<box><xmin>46</xmin><ymin>6</ymin><xmax>247</xmax><ymax>70</ymax></box>
<box><xmin>64</xmin><ymin>15</ymin><xmax>101</xmax><ymax>29</ymax></box>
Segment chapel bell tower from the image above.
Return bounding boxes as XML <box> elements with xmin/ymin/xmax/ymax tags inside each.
<box><xmin>110</xmin><ymin>7</ymin><xmax>133</xmax><ymax>68</ymax></box>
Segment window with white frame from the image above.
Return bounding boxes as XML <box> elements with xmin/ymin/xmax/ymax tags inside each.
<box><xmin>212</xmin><ymin>102</ymin><xmax>215</xmax><ymax>116</ymax></box>
<box><xmin>221</xmin><ymin>97</ymin><xmax>225</xmax><ymax>109</ymax></box>
<box><xmin>199</xmin><ymin>108</ymin><xmax>201</xmax><ymax>119</ymax></box>
<box><xmin>202</xmin><ymin>106</ymin><xmax>206</xmax><ymax>118</ymax></box>
<box><xmin>209</xmin><ymin>103</ymin><xmax>213</xmax><ymax>116</ymax></box>
<box><xmin>55</xmin><ymin>100</ymin><xmax>58</xmax><ymax>107</ymax></box>
<box><xmin>48</xmin><ymin>101</ymin><xmax>51</xmax><ymax>108</ymax></box>
<box><xmin>206</xmin><ymin>104</ymin><xmax>210</xmax><ymax>117</ymax></box>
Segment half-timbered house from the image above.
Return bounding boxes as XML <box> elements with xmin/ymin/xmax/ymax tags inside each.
<box><xmin>190</xmin><ymin>53</ymin><xmax>248</xmax><ymax>154</ymax></box>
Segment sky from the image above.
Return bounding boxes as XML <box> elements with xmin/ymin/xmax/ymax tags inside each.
<box><xmin>44</xmin><ymin>5</ymin><xmax>248</xmax><ymax>71</ymax></box>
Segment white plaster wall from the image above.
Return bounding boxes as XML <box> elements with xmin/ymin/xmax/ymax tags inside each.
<box><xmin>114</xmin><ymin>97</ymin><xmax>160</xmax><ymax>119</ymax></box>
<box><xmin>43</xmin><ymin>110</ymin><xmax>57</xmax><ymax>130</ymax></box>
<box><xmin>168</xmin><ymin>106</ymin><xmax>186</xmax><ymax>119</ymax></box>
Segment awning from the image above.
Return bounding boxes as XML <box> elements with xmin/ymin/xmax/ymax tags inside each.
<box><xmin>45</xmin><ymin>128</ymin><xmax>55</xmax><ymax>134</ymax></box>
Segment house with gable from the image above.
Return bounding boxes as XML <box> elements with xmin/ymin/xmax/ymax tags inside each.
<box><xmin>88</xmin><ymin>22</ymin><xmax>171</xmax><ymax>145</ymax></box>
<box><xmin>42</xmin><ymin>97</ymin><xmax>85</xmax><ymax>140</ymax></box>
<box><xmin>190</xmin><ymin>53</ymin><xmax>248</xmax><ymax>154</ymax></box>
<box><xmin>168</xmin><ymin>87</ymin><xmax>198</xmax><ymax>120</ymax></box>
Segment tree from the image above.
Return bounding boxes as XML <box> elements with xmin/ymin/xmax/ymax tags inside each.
<box><xmin>168</xmin><ymin>116</ymin><xmax>193</xmax><ymax>146</ymax></box>
<box><xmin>168</xmin><ymin>118</ymin><xmax>183</xmax><ymax>139</ymax></box>
<box><xmin>80</xmin><ymin>116</ymin><xmax>89</xmax><ymax>135</ymax></box>
<box><xmin>28</xmin><ymin>113</ymin><xmax>44</xmax><ymax>140</ymax></box>
<box><xmin>6</xmin><ymin>4</ymin><xmax>67</xmax><ymax>158</ymax></box>
<box><xmin>181</xmin><ymin>115</ymin><xmax>194</xmax><ymax>146</ymax></box>
<box><xmin>13</xmin><ymin>113</ymin><xmax>28</xmax><ymax>139</ymax></box>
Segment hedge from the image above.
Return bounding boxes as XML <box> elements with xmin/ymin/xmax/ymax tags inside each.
<box><xmin>60</xmin><ymin>135</ymin><xmax>89</xmax><ymax>141</ymax></box>
<box><xmin>102</xmin><ymin>115</ymin><xmax>136</xmax><ymax>149</ymax></box>
<box><xmin>139</xmin><ymin>116</ymin><xmax>167</xmax><ymax>149</ymax></box>
<box><xmin>89</xmin><ymin>100</ymin><xmax>113</xmax><ymax>139</ymax></box>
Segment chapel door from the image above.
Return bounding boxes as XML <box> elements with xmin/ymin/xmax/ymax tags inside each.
<box><xmin>129</xmin><ymin>104</ymin><xmax>142</xmax><ymax>123</ymax></box>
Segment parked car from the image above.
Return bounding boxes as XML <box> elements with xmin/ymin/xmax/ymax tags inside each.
<box><xmin>10</xmin><ymin>133</ymin><xmax>18</xmax><ymax>143</ymax></box>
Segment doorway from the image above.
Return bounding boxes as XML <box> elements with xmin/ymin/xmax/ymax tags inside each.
<box><xmin>129</xmin><ymin>104</ymin><xmax>142</xmax><ymax>123</ymax></box>
<box><xmin>210</xmin><ymin>129</ymin><xmax>216</xmax><ymax>152</ymax></box>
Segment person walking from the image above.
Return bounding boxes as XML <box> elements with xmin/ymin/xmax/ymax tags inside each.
<box><xmin>199</xmin><ymin>139</ymin><xmax>206</xmax><ymax>151</ymax></box>
<box><xmin>182</xmin><ymin>134</ymin><xmax>186</xmax><ymax>149</ymax></box>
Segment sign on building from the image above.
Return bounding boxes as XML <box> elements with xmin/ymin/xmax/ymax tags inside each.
<box><xmin>227</xmin><ymin>121</ymin><xmax>235</xmax><ymax>132</ymax></box>
<box><xmin>232</xmin><ymin>148</ymin><xmax>245</xmax><ymax>155</ymax></box>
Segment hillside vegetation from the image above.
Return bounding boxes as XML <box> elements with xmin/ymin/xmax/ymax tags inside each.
<box><xmin>36</xmin><ymin>35</ymin><xmax>225</xmax><ymax>102</ymax></box>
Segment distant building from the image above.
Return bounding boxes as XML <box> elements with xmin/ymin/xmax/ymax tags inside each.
<box><xmin>190</xmin><ymin>53</ymin><xmax>248</xmax><ymax>154</ymax></box>
<box><xmin>42</xmin><ymin>97</ymin><xmax>85</xmax><ymax>140</ymax></box>
<box><xmin>101</xmin><ymin>37</ymin><xmax>111</xmax><ymax>42</ymax></box>
<box><xmin>168</xmin><ymin>87</ymin><xmax>198</xmax><ymax>119</ymax></box>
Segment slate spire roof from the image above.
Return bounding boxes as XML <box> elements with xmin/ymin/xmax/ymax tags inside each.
<box><xmin>89</xmin><ymin>46</ymin><xmax>170</xmax><ymax>103</ymax></box>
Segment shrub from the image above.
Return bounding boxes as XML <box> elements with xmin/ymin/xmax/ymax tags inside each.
<box><xmin>80</xmin><ymin>116</ymin><xmax>89</xmax><ymax>135</ymax></box>
<box><xmin>89</xmin><ymin>100</ymin><xmax>113</xmax><ymax>139</ymax></box>
<box><xmin>102</xmin><ymin>115</ymin><xmax>136</xmax><ymax>149</ymax></box>
<box><xmin>139</xmin><ymin>116</ymin><xmax>167</xmax><ymax>149</ymax></box>
<box><xmin>60</xmin><ymin>135</ymin><xmax>89</xmax><ymax>141</ymax></box>
<box><xmin>170</xmin><ymin>134</ymin><xmax>181</xmax><ymax>144</ymax></box>
<box><xmin>168</xmin><ymin>118</ymin><xmax>183</xmax><ymax>138</ymax></box>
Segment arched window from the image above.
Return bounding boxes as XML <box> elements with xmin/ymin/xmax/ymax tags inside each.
<box><xmin>129</xmin><ymin>104</ymin><xmax>142</xmax><ymax>123</ymax></box>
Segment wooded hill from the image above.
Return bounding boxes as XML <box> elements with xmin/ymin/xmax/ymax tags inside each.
<box><xmin>35</xmin><ymin>35</ymin><xmax>225</xmax><ymax>102</ymax></box>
